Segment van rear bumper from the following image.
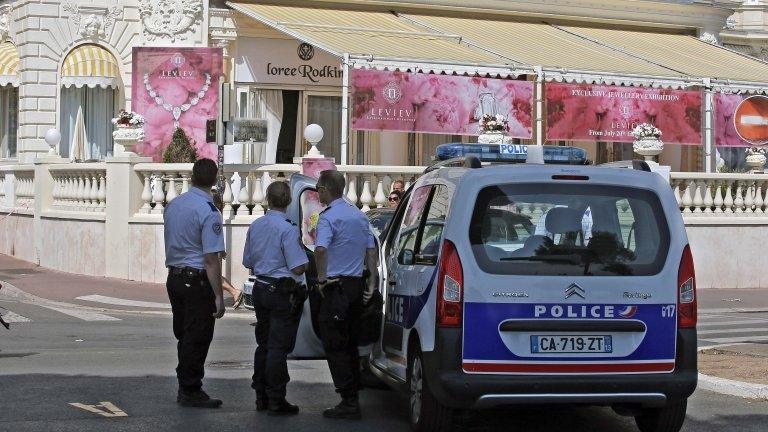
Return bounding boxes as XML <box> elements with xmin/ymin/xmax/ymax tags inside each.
<box><xmin>422</xmin><ymin>328</ymin><xmax>698</xmax><ymax>409</ymax></box>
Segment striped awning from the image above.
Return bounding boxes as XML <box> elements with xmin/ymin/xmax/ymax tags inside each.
<box><xmin>61</xmin><ymin>44</ymin><xmax>121</xmax><ymax>89</ymax></box>
<box><xmin>0</xmin><ymin>41</ymin><xmax>19</xmax><ymax>87</ymax></box>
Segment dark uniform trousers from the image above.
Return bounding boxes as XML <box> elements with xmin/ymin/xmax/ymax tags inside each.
<box><xmin>318</xmin><ymin>276</ymin><xmax>364</xmax><ymax>398</ymax></box>
<box><xmin>167</xmin><ymin>270</ymin><xmax>216</xmax><ymax>393</ymax></box>
<box><xmin>251</xmin><ymin>281</ymin><xmax>300</xmax><ymax>400</ymax></box>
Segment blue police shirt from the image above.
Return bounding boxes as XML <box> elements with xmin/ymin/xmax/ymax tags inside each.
<box><xmin>315</xmin><ymin>198</ymin><xmax>376</xmax><ymax>277</ymax></box>
<box><xmin>163</xmin><ymin>187</ymin><xmax>225</xmax><ymax>270</ymax></box>
<box><xmin>243</xmin><ymin>210</ymin><xmax>308</xmax><ymax>281</ymax></box>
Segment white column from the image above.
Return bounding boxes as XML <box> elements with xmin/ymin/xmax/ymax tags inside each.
<box><xmin>535</xmin><ymin>66</ymin><xmax>544</xmax><ymax>146</ymax></box>
<box><xmin>340</xmin><ymin>53</ymin><xmax>350</xmax><ymax>165</ymax></box>
<box><xmin>704</xmin><ymin>81</ymin><xmax>713</xmax><ymax>173</ymax></box>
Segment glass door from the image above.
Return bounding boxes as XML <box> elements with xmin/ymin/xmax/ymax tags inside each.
<box><xmin>303</xmin><ymin>92</ymin><xmax>342</xmax><ymax>163</ymax></box>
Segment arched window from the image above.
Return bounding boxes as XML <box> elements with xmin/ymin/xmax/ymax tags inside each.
<box><xmin>0</xmin><ymin>41</ymin><xmax>19</xmax><ymax>159</ymax></box>
<box><xmin>59</xmin><ymin>44</ymin><xmax>120</xmax><ymax>160</ymax></box>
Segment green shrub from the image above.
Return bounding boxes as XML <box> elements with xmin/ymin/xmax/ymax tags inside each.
<box><xmin>162</xmin><ymin>128</ymin><xmax>198</xmax><ymax>163</ymax></box>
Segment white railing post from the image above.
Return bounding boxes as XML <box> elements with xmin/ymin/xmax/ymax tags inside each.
<box><xmin>151</xmin><ymin>172</ymin><xmax>165</xmax><ymax>214</ymax></box>
<box><xmin>374</xmin><ymin>175</ymin><xmax>387</xmax><ymax>208</ymax></box>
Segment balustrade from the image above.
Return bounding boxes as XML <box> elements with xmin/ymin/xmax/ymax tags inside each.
<box><xmin>49</xmin><ymin>165</ymin><xmax>107</xmax><ymax>213</ymax></box>
<box><xmin>670</xmin><ymin>173</ymin><xmax>768</xmax><ymax>216</ymax></box>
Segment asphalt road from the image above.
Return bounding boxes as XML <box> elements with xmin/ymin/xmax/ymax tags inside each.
<box><xmin>1</xmin><ymin>295</ymin><xmax>768</xmax><ymax>432</ymax></box>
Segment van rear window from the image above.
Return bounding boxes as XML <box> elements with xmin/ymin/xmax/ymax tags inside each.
<box><xmin>469</xmin><ymin>183</ymin><xmax>670</xmax><ymax>276</ymax></box>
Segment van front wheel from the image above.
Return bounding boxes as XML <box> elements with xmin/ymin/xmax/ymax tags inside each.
<box><xmin>408</xmin><ymin>348</ymin><xmax>453</xmax><ymax>432</ymax></box>
<box><xmin>634</xmin><ymin>399</ymin><xmax>688</xmax><ymax>432</ymax></box>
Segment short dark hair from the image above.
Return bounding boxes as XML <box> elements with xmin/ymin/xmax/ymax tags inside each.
<box><xmin>266</xmin><ymin>181</ymin><xmax>291</xmax><ymax>208</ymax></box>
<box><xmin>318</xmin><ymin>169</ymin><xmax>345</xmax><ymax>198</ymax></box>
<box><xmin>192</xmin><ymin>158</ymin><xmax>217</xmax><ymax>188</ymax></box>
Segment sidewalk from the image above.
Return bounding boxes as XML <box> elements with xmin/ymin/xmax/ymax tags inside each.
<box><xmin>699</xmin><ymin>344</ymin><xmax>768</xmax><ymax>400</ymax></box>
<box><xmin>1</xmin><ymin>253</ymin><xmax>767</xmax><ymax>311</ymax></box>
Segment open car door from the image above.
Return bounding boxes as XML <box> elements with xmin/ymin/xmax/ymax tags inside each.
<box><xmin>286</xmin><ymin>173</ymin><xmax>384</xmax><ymax>359</ymax></box>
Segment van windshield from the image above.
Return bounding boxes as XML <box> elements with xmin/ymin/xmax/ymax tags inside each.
<box><xmin>469</xmin><ymin>183</ymin><xmax>670</xmax><ymax>276</ymax></box>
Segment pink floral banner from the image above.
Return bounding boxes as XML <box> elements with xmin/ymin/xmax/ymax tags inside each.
<box><xmin>132</xmin><ymin>47</ymin><xmax>223</xmax><ymax>161</ymax></box>
<box><xmin>351</xmin><ymin>70</ymin><xmax>533</xmax><ymax>138</ymax></box>
<box><xmin>546</xmin><ymin>83</ymin><xmax>702</xmax><ymax>145</ymax></box>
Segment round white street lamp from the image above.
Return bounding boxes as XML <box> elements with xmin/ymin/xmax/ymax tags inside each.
<box><xmin>44</xmin><ymin>128</ymin><xmax>61</xmax><ymax>156</ymax></box>
<box><xmin>304</xmin><ymin>123</ymin><xmax>324</xmax><ymax>157</ymax></box>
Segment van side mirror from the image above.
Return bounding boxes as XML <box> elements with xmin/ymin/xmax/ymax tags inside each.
<box><xmin>400</xmin><ymin>249</ymin><xmax>414</xmax><ymax>265</ymax></box>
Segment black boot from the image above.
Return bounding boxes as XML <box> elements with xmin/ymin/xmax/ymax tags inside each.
<box><xmin>323</xmin><ymin>395</ymin><xmax>361</xmax><ymax>420</ymax></box>
<box><xmin>255</xmin><ymin>393</ymin><xmax>269</xmax><ymax>412</ymax></box>
<box><xmin>177</xmin><ymin>389</ymin><xmax>223</xmax><ymax>408</ymax></box>
<box><xmin>268</xmin><ymin>398</ymin><xmax>300</xmax><ymax>416</ymax></box>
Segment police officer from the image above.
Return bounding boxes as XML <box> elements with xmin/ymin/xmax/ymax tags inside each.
<box><xmin>243</xmin><ymin>181</ymin><xmax>308</xmax><ymax>416</ymax></box>
<box><xmin>163</xmin><ymin>158</ymin><xmax>226</xmax><ymax>409</ymax></box>
<box><xmin>314</xmin><ymin>169</ymin><xmax>379</xmax><ymax>420</ymax></box>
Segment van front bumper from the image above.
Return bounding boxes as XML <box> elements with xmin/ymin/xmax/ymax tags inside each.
<box><xmin>422</xmin><ymin>328</ymin><xmax>698</xmax><ymax>409</ymax></box>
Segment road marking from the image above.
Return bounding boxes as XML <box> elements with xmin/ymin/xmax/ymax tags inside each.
<box><xmin>698</xmin><ymin>320</ymin><xmax>768</xmax><ymax>327</ymax></box>
<box><xmin>39</xmin><ymin>304</ymin><xmax>121</xmax><ymax>321</ymax></box>
<box><xmin>76</xmin><ymin>294</ymin><xmax>171</xmax><ymax>309</ymax></box>
<box><xmin>698</xmin><ymin>327</ymin><xmax>768</xmax><ymax>335</ymax></box>
<box><xmin>700</xmin><ymin>335</ymin><xmax>768</xmax><ymax>344</ymax></box>
<box><xmin>0</xmin><ymin>311</ymin><xmax>31</xmax><ymax>323</ymax></box>
<box><xmin>69</xmin><ymin>401</ymin><xmax>128</xmax><ymax>417</ymax></box>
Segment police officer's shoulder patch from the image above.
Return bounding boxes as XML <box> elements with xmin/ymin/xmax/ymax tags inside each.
<box><xmin>212</xmin><ymin>222</ymin><xmax>222</xmax><ymax>235</ymax></box>
<box><xmin>207</xmin><ymin>202</ymin><xmax>219</xmax><ymax>212</ymax></box>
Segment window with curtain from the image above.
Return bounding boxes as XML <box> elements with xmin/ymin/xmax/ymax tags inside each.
<box><xmin>59</xmin><ymin>86</ymin><xmax>115</xmax><ymax>160</ymax></box>
<box><xmin>306</xmin><ymin>95</ymin><xmax>342</xmax><ymax>162</ymax></box>
<box><xmin>0</xmin><ymin>86</ymin><xmax>18</xmax><ymax>159</ymax></box>
<box><xmin>249</xmin><ymin>88</ymin><xmax>285</xmax><ymax>164</ymax></box>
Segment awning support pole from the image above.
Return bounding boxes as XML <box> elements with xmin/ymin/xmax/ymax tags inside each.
<box><xmin>341</xmin><ymin>53</ymin><xmax>350</xmax><ymax>165</ymax></box>
<box><xmin>704</xmin><ymin>78</ymin><xmax>713</xmax><ymax>173</ymax></box>
<box><xmin>535</xmin><ymin>66</ymin><xmax>544</xmax><ymax>146</ymax></box>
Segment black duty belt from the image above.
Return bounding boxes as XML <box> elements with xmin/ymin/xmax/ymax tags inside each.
<box><xmin>168</xmin><ymin>266</ymin><xmax>207</xmax><ymax>277</ymax></box>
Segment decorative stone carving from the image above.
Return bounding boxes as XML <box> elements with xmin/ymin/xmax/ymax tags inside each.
<box><xmin>209</xmin><ymin>8</ymin><xmax>237</xmax><ymax>57</ymax></box>
<box><xmin>0</xmin><ymin>5</ymin><xmax>11</xmax><ymax>43</ymax></box>
<box><xmin>699</xmin><ymin>32</ymin><xmax>720</xmax><ymax>45</ymax></box>
<box><xmin>725</xmin><ymin>16</ymin><xmax>737</xmax><ymax>30</ymax></box>
<box><xmin>477</xmin><ymin>131</ymin><xmax>512</xmax><ymax>145</ymax></box>
<box><xmin>63</xmin><ymin>2</ymin><xmax>121</xmax><ymax>39</ymax></box>
<box><xmin>633</xmin><ymin>137</ymin><xmax>664</xmax><ymax>162</ymax></box>
<box><xmin>139</xmin><ymin>0</ymin><xmax>203</xmax><ymax>43</ymax></box>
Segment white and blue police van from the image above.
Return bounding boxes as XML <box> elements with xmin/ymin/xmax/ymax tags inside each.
<box><xmin>245</xmin><ymin>150</ymin><xmax>697</xmax><ymax>432</ymax></box>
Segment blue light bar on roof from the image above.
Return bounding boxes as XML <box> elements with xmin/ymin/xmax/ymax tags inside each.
<box><xmin>435</xmin><ymin>143</ymin><xmax>589</xmax><ymax>165</ymax></box>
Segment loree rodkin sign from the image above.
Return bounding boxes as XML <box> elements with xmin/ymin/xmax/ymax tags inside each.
<box><xmin>235</xmin><ymin>38</ymin><xmax>342</xmax><ymax>86</ymax></box>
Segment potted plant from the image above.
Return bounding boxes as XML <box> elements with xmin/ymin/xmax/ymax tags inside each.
<box><xmin>746</xmin><ymin>147</ymin><xmax>767</xmax><ymax>172</ymax></box>
<box><xmin>111</xmin><ymin>110</ymin><xmax>146</xmax><ymax>156</ymax></box>
<box><xmin>477</xmin><ymin>113</ymin><xmax>511</xmax><ymax>144</ymax></box>
<box><xmin>631</xmin><ymin>123</ymin><xmax>664</xmax><ymax>162</ymax></box>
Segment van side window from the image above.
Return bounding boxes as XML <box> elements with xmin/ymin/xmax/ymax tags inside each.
<box><xmin>396</xmin><ymin>186</ymin><xmax>432</xmax><ymax>265</ymax></box>
<box><xmin>416</xmin><ymin>185</ymin><xmax>450</xmax><ymax>261</ymax></box>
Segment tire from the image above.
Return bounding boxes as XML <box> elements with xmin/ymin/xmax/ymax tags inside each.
<box><xmin>408</xmin><ymin>347</ymin><xmax>454</xmax><ymax>432</ymax></box>
<box><xmin>634</xmin><ymin>399</ymin><xmax>688</xmax><ymax>432</ymax></box>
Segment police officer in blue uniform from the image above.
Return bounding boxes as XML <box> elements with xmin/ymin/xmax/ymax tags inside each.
<box><xmin>314</xmin><ymin>169</ymin><xmax>379</xmax><ymax>420</ymax></box>
<box><xmin>243</xmin><ymin>181</ymin><xmax>308</xmax><ymax>416</ymax></box>
<box><xmin>163</xmin><ymin>158</ymin><xmax>226</xmax><ymax>409</ymax></box>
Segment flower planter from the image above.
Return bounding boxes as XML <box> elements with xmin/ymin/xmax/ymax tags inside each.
<box><xmin>478</xmin><ymin>130</ymin><xmax>511</xmax><ymax>145</ymax></box>
<box><xmin>112</xmin><ymin>125</ymin><xmax>145</xmax><ymax>156</ymax></box>
<box><xmin>633</xmin><ymin>137</ymin><xmax>664</xmax><ymax>162</ymax></box>
<box><xmin>746</xmin><ymin>153</ymin><xmax>767</xmax><ymax>172</ymax></box>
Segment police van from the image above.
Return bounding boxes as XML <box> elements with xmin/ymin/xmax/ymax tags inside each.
<box><xmin>245</xmin><ymin>154</ymin><xmax>697</xmax><ymax>432</ymax></box>
<box><xmin>368</xmin><ymin>158</ymin><xmax>697</xmax><ymax>432</ymax></box>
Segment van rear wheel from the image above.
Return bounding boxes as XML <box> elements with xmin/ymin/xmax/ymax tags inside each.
<box><xmin>634</xmin><ymin>399</ymin><xmax>687</xmax><ymax>432</ymax></box>
<box><xmin>408</xmin><ymin>348</ymin><xmax>453</xmax><ymax>432</ymax></box>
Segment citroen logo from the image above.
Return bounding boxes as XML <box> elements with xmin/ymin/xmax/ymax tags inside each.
<box><xmin>565</xmin><ymin>283</ymin><xmax>586</xmax><ymax>300</ymax></box>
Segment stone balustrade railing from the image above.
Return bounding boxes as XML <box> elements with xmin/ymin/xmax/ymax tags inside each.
<box><xmin>337</xmin><ymin>165</ymin><xmax>425</xmax><ymax>211</ymax></box>
<box><xmin>48</xmin><ymin>164</ymin><xmax>108</xmax><ymax>213</ymax></box>
<box><xmin>132</xmin><ymin>163</ymin><xmax>426</xmax><ymax>217</ymax></box>
<box><xmin>670</xmin><ymin>172</ymin><xmax>768</xmax><ymax>218</ymax></box>
<box><xmin>8</xmin><ymin>165</ymin><xmax>35</xmax><ymax>212</ymax></box>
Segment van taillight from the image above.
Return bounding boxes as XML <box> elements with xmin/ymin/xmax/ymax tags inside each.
<box><xmin>437</xmin><ymin>240</ymin><xmax>463</xmax><ymax>328</ymax></box>
<box><xmin>678</xmin><ymin>245</ymin><xmax>697</xmax><ymax>329</ymax></box>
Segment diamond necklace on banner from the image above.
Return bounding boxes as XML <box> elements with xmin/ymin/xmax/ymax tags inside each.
<box><xmin>143</xmin><ymin>73</ymin><xmax>212</xmax><ymax>128</ymax></box>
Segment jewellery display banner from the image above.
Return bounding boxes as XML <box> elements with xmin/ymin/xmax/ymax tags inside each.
<box><xmin>715</xmin><ymin>93</ymin><xmax>768</xmax><ymax>147</ymax></box>
<box><xmin>132</xmin><ymin>47</ymin><xmax>223</xmax><ymax>161</ymax></box>
<box><xmin>350</xmin><ymin>69</ymin><xmax>534</xmax><ymax>138</ymax></box>
<box><xmin>546</xmin><ymin>83</ymin><xmax>702</xmax><ymax>145</ymax></box>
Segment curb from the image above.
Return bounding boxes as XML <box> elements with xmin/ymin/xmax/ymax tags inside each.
<box><xmin>0</xmin><ymin>281</ymin><xmax>254</xmax><ymax>321</ymax></box>
<box><xmin>697</xmin><ymin>346</ymin><xmax>768</xmax><ymax>400</ymax></box>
